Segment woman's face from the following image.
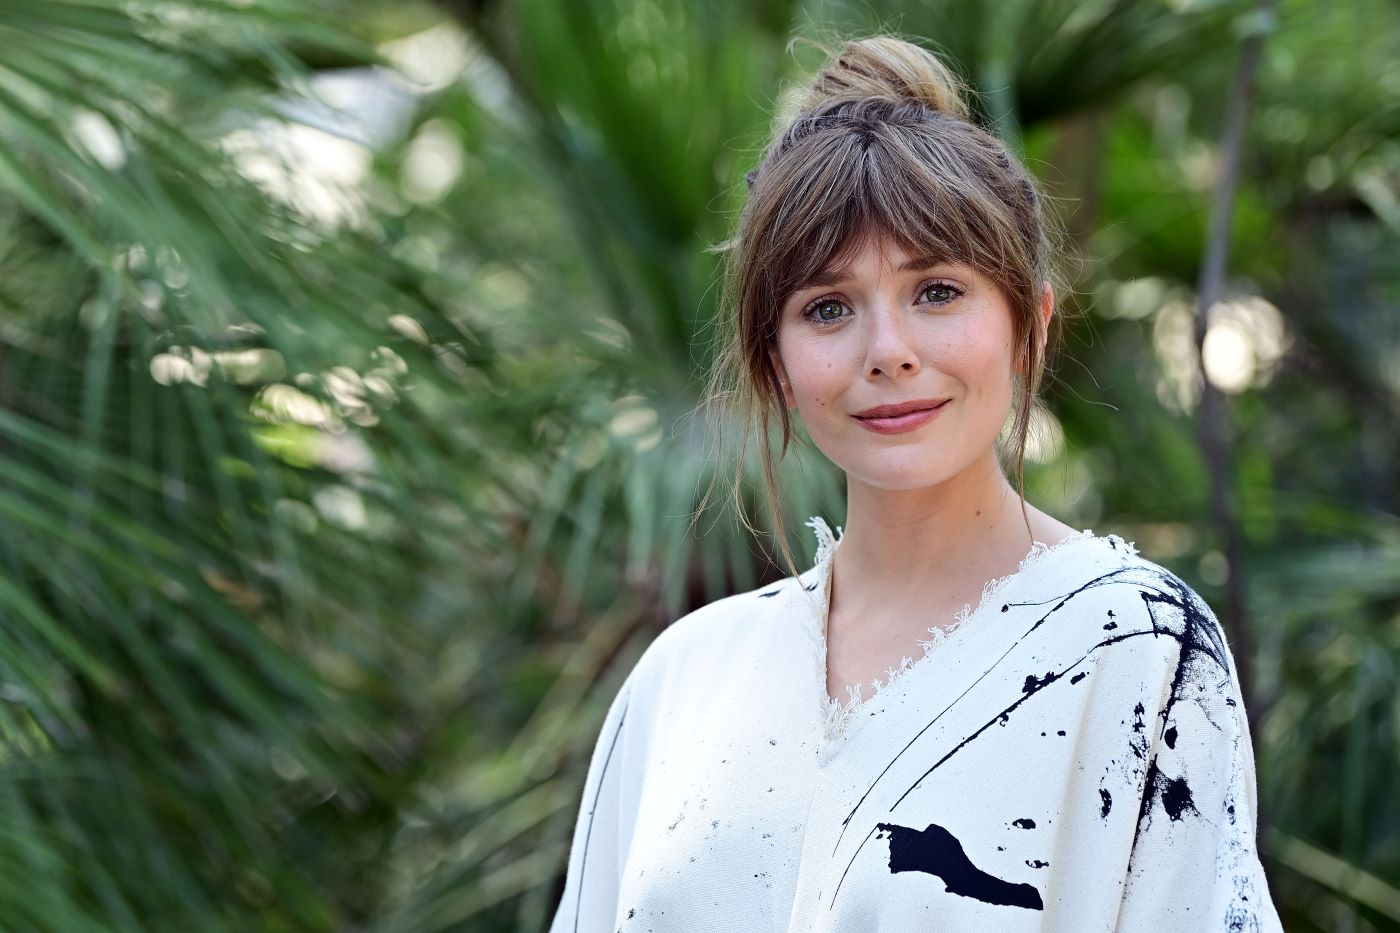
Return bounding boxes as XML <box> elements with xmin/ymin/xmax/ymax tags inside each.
<box><xmin>769</xmin><ymin>235</ymin><xmax>1044</xmax><ymax>493</ymax></box>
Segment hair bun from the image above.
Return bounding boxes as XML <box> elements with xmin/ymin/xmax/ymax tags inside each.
<box><xmin>799</xmin><ymin>37</ymin><xmax>968</xmax><ymax>121</ymax></box>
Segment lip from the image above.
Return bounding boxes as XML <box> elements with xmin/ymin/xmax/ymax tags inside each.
<box><xmin>852</xmin><ymin>398</ymin><xmax>950</xmax><ymax>435</ymax></box>
<box><xmin>853</xmin><ymin>398</ymin><xmax>950</xmax><ymax>419</ymax></box>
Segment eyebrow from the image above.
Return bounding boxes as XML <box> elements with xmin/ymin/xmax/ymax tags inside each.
<box><xmin>798</xmin><ymin>255</ymin><xmax>954</xmax><ymax>291</ymax></box>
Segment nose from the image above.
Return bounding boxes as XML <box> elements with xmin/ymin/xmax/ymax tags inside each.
<box><xmin>863</xmin><ymin>300</ymin><xmax>921</xmax><ymax>379</ymax></box>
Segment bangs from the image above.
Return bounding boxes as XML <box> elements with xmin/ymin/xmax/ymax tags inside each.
<box><xmin>758</xmin><ymin>127</ymin><xmax>1032</xmax><ymax>319</ymax></box>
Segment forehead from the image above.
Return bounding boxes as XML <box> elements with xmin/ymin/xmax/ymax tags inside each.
<box><xmin>797</xmin><ymin>231</ymin><xmax>968</xmax><ymax>291</ymax></box>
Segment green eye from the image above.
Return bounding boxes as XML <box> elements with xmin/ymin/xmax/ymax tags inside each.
<box><xmin>923</xmin><ymin>283</ymin><xmax>959</xmax><ymax>304</ymax></box>
<box><xmin>815</xmin><ymin>301</ymin><xmax>845</xmax><ymax>321</ymax></box>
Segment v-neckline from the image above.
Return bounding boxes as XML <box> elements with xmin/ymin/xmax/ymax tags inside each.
<box><xmin>801</xmin><ymin>516</ymin><xmax>1106</xmax><ymax>742</ymax></box>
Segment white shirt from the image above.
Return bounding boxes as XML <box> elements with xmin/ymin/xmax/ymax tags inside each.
<box><xmin>550</xmin><ymin>518</ymin><xmax>1282</xmax><ymax>931</ymax></box>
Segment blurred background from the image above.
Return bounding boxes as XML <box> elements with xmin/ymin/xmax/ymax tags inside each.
<box><xmin>0</xmin><ymin>0</ymin><xmax>1396</xmax><ymax>930</ymax></box>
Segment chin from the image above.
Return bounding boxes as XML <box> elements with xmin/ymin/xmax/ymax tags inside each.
<box><xmin>838</xmin><ymin>455</ymin><xmax>962</xmax><ymax>492</ymax></box>
<box><xmin>828</xmin><ymin>439</ymin><xmax>996</xmax><ymax>491</ymax></box>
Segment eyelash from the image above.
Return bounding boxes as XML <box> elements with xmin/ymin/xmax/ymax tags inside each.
<box><xmin>799</xmin><ymin>280</ymin><xmax>964</xmax><ymax>327</ymax></box>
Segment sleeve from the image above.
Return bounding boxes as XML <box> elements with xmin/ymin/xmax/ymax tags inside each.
<box><xmin>1113</xmin><ymin>579</ymin><xmax>1283</xmax><ymax>932</ymax></box>
<box><xmin>549</xmin><ymin>670</ymin><xmax>637</xmax><ymax>933</ymax></box>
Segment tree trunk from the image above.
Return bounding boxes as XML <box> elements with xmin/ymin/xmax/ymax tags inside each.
<box><xmin>1192</xmin><ymin>0</ymin><xmax>1278</xmax><ymax>735</ymax></box>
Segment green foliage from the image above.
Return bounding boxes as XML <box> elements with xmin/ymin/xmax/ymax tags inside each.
<box><xmin>0</xmin><ymin>0</ymin><xmax>496</xmax><ymax>927</ymax></box>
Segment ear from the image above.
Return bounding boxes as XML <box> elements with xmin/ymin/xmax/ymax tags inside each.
<box><xmin>768</xmin><ymin>347</ymin><xmax>796</xmax><ymax>409</ymax></box>
<box><xmin>1039</xmin><ymin>280</ymin><xmax>1055</xmax><ymax>336</ymax></box>
<box><xmin>1017</xmin><ymin>282</ymin><xmax>1055</xmax><ymax>374</ymax></box>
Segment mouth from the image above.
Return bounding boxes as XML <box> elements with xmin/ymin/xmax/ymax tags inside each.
<box><xmin>852</xmin><ymin>398</ymin><xmax>950</xmax><ymax>435</ymax></box>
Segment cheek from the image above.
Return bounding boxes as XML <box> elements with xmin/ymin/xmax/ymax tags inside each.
<box><xmin>942</xmin><ymin>322</ymin><xmax>1015</xmax><ymax>395</ymax></box>
<box><xmin>782</xmin><ymin>346</ymin><xmax>844</xmax><ymax>406</ymax></box>
<box><xmin>792</xmin><ymin>375</ymin><xmax>835</xmax><ymax>411</ymax></box>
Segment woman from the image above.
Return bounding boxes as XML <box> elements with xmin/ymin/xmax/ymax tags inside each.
<box><xmin>550</xmin><ymin>35</ymin><xmax>1281</xmax><ymax>931</ymax></box>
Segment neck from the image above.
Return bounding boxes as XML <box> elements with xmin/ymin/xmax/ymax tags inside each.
<box><xmin>833</xmin><ymin>449</ymin><xmax>1035</xmax><ymax>600</ymax></box>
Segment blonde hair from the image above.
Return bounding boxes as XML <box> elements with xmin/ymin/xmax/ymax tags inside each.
<box><xmin>699</xmin><ymin>35</ymin><xmax>1063</xmax><ymax>578</ymax></box>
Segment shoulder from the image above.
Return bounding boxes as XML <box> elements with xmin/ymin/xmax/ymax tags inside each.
<box><xmin>1020</xmin><ymin>533</ymin><xmax>1233</xmax><ymax>672</ymax></box>
<box><xmin>1048</xmin><ymin>534</ymin><xmax>1221</xmax><ymax>623</ymax></box>
<box><xmin>1051</xmin><ymin>534</ymin><xmax>1241</xmax><ymax>691</ymax></box>
<box><xmin>629</xmin><ymin>565</ymin><xmax>823</xmax><ymax>684</ymax></box>
<box><xmin>1090</xmin><ymin>540</ymin><xmax>1223</xmax><ymax>635</ymax></box>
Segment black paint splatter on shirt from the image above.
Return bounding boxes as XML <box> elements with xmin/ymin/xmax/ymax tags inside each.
<box><xmin>875</xmin><ymin>822</ymin><xmax>1044</xmax><ymax>911</ymax></box>
<box><xmin>1138</xmin><ymin>759</ymin><xmax>1198</xmax><ymax>829</ymax></box>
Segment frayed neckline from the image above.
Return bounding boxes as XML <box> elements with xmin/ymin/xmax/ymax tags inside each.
<box><xmin>802</xmin><ymin>516</ymin><xmax>1137</xmax><ymax>741</ymax></box>
<box><xmin>805</xmin><ymin>515</ymin><xmax>844</xmax><ymax>567</ymax></box>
